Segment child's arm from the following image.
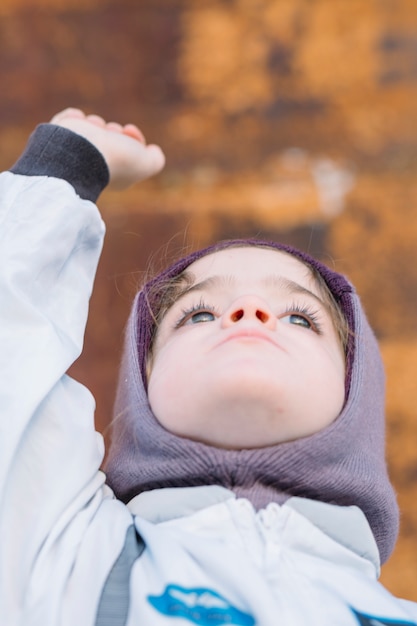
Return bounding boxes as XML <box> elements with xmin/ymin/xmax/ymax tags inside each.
<box><xmin>0</xmin><ymin>109</ymin><xmax>164</xmax><ymax>622</ymax></box>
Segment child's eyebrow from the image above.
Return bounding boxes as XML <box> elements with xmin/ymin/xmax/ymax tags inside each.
<box><xmin>174</xmin><ymin>273</ymin><xmax>325</xmax><ymax>307</ymax></box>
<box><xmin>263</xmin><ymin>275</ymin><xmax>326</xmax><ymax>307</ymax></box>
<box><xmin>172</xmin><ymin>274</ymin><xmax>234</xmax><ymax>304</ymax></box>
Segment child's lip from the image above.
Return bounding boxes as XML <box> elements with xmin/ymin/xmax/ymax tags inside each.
<box><xmin>217</xmin><ymin>329</ymin><xmax>285</xmax><ymax>350</ymax></box>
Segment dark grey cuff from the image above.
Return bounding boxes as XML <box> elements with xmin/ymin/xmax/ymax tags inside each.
<box><xmin>10</xmin><ymin>124</ymin><xmax>110</xmax><ymax>202</ymax></box>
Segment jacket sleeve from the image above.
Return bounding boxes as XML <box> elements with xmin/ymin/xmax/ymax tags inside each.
<box><xmin>0</xmin><ymin>125</ymin><xmax>111</xmax><ymax>617</ymax></box>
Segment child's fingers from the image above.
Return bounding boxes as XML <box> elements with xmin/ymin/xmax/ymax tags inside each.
<box><xmin>50</xmin><ymin>108</ymin><xmax>86</xmax><ymax>123</ymax></box>
<box><xmin>123</xmin><ymin>123</ymin><xmax>146</xmax><ymax>144</ymax></box>
<box><xmin>86</xmin><ymin>114</ymin><xmax>107</xmax><ymax>128</ymax></box>
<box><xmin>50</xmin><ymin>111</ymin><xmax>147</xmax><ymax>146</ymax></box>
<box><xmin>106</xmin><ymin>122</ymin><xmax>124</xmax><ymax>134</ymax></box>
<box><xmin>48</xmin><ymin>108</ymin><xmax>165</xmax><ymax>187</ymax></box>
<box><xmin>106</xmin><ymin>122</ymin><xmax>146</xmax><ymax>145</ymax></box>
<box><xmin>106</xmin><ymin>122</ymin><xmax>146</xmax><ymax>146</ymax></box>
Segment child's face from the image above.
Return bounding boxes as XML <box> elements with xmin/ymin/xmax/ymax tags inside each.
<box><xmin>147</xmin><ymin>247</ymin><xmax>346</xmax><ymax>449</ymax></box>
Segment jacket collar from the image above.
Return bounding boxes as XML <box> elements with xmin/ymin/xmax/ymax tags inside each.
<box><xmin>128</xmin><ymin>485</ymin><xmax>380</xmax><ymax>575</ymax></box>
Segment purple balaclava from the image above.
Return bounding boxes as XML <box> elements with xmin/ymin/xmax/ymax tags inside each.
<box><xmin>105</xmin><ymin>239</ymin><xmax>399</xmax><ymax>564</ymax></box>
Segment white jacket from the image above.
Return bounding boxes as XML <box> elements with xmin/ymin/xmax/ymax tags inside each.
<box><xmin>1</xmin><ymin>170</ymin><xmax>417</xmax><ymax>626</ymax></box>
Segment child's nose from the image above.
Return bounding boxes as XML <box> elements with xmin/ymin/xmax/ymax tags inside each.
<box><xmin>221</xmin><ymin>295</ymin><xmax>276</xmax><ymax>329</ymax></box>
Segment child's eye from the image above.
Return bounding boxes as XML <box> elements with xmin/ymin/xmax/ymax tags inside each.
<box><xmin>281</xmin><ymin>313</ymin><xmax>312</xmax><ymax>329</ymax></box>
<box><xmin>188</xmin><ymin>311</ymin><xmax>216</xmax><ymax>324</ymax></box>
<box><xmin>280</xmin><ymin>304</ymin><xmax>323</xmax><ymax>334</ymax></box>
<box><xmin>174</xmin><ymin>300</ymin><xmax>218</xmax><ymax>328</ymax></box>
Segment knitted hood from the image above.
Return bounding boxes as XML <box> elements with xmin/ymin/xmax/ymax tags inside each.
<box><xmin>105</xmin><ymin>239</ymin><xmax>399</xmax><ymax>564</ymax></box>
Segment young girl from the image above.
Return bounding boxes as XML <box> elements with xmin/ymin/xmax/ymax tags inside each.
<box><xmin>1</xmin><ymin>108</ymin><xmax>416</xmax><ymax>626</ymax></box>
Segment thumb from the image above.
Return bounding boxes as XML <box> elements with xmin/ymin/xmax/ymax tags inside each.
<box><xmin>142</xmin><ymin>143</ymin><xmax>166</xmax><ymax>179</ymax></box>
<box><xmin>108</xmin><ymin>142</ymin><xmax>166</xmax><ymax>190</ymax></box>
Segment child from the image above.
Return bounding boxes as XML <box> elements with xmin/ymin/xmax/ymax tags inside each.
<box><xmin>0</xmin><ymin>108</ymin><xmax>416</xmax><ymax>626</ymax></box>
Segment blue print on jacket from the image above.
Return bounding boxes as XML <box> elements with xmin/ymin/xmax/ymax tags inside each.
<box><xmin>147</xmin><ymin>584</ymin><xmax>255</xmax><ymax>625</ymax></box>
<box><xmin>352</xmin><ymin>607</ymin><xmax>417</xmax><ymax>625</ymax></box>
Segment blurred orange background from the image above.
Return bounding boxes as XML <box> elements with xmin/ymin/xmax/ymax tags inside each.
<box><xmin>1</xmin><ymin>0</ymin><xmax>417</xmax><ymax>597</ymax></box>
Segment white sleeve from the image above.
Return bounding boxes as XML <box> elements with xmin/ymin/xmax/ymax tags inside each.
<box><xmin>0</xmin><ymin>172</ymin><xmax>107</xmax><ymax>616</ymax></box>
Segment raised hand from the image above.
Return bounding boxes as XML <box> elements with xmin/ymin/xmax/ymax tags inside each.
<box><xmin>51</xmin><ymin>108</ymin><xmax>165</xmax><ymax>190</ymax></box>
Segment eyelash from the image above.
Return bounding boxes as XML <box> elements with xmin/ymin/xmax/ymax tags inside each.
<box><xmin>174</xmin><ymin>298</ymin><xmax>219</xmax><ymax>328</ymax></box>
<box><xmin>282</xmin><ymin>303</ymin><xmax>323</xmax><ymax>334</ymax></box>
<box><xmin>174</xmin><ymin>298</ymin><xmax>323</xmax><ymax>333</ymax></box>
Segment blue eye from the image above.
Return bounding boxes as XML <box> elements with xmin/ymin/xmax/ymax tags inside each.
<box><xmin>281</xmin><ymin>304</ymin><xmax>322</xmax><ymax>334</ymax></box>
<box><xmin>175</xmin><ymin>299</ymin><xmax>218</xmax><ymax>328</ymax></box>
<box><xmin>282</xmin><ymin>313</ymin><xmax>312</xmax><ymax>329</ymax></box>
<box><xmin>189</xmin><ymin>311</ymin><xmax>216</xmax><ymax>324</ymax></box>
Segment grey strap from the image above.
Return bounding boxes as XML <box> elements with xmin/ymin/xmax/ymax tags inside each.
<box><xmin>95</xmin><ymin>524</ymin><xmax>145</xmax><ymax>626</ymax></box>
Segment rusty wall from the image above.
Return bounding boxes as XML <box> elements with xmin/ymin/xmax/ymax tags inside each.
<box><xmin>1</xmin><ymin>0</ymin><xmax>417</xmax><ymax>597</ymax></box>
